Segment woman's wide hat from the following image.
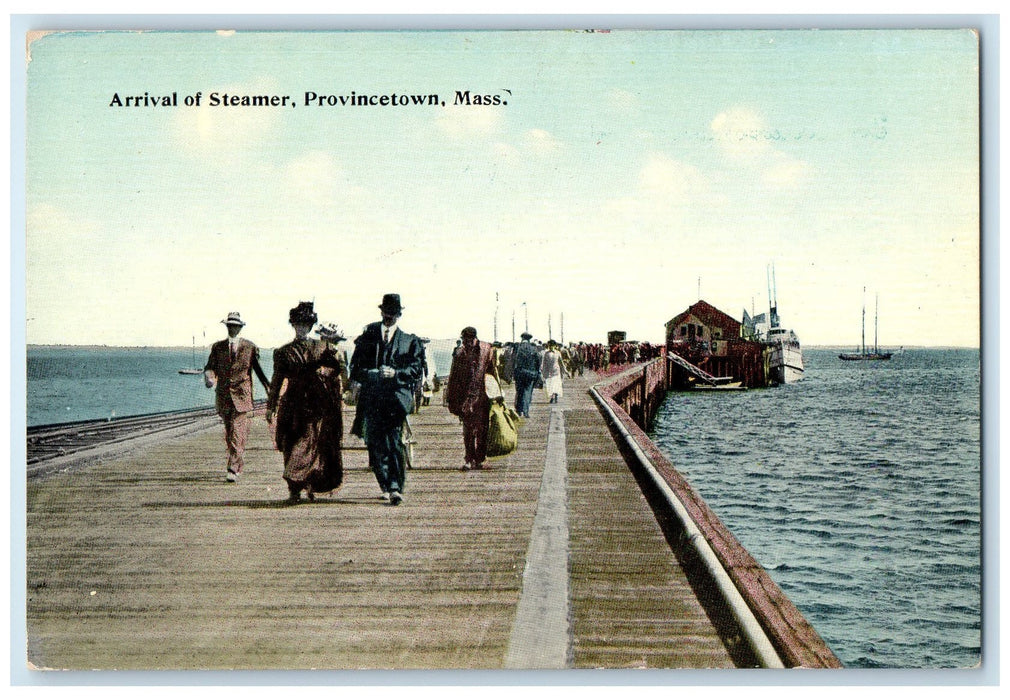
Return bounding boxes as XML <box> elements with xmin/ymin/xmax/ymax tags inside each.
<box><xmin>317</xmin><ymin>322</ymin><xmax>346</xmax><ymax>342</ymax></box>
<box><xmin>289</xmin><ymin>301</ymin><xmax>318</xmax><ymax>325</ymax></box>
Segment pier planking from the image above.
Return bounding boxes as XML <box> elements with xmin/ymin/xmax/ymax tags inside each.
<box><xmin>27</xmin><ymin>374</ymin><xmax>758</xmax><ymax>670</ymax></box>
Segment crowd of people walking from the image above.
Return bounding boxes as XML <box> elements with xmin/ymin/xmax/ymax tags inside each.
<box><xmin>202</xmin><ymin>295</ymin><xmax>662</xmax><ymax>506</ymax></box>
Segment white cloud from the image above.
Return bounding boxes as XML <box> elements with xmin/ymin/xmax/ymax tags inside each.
<box><xmin>523</xmin><ymin>128</ymin><xmax>562</xmax><ymax>156</ymax></box>
<box><xmin>762</xmin><ymin>156</ymin><xmax>812</xmax><ymax>188</ymax></box>
<box><xmin>638</xmin><ymin>153</ymin><xmax>708</xmax><ymax>201</ymax></box>
<box><xmin>711</xmin><ymin>106</ymin><xmax>811</xmax><ymax>187</ymax></box>
<box><xmin>711</xmin><ymin>106</ymin><xmax>770</xmax><ymax>161</ymax></box>
<box><xmin>601</xmin><ymin>153</ymin><xmax>714</xmax><ymax>230</ymax></box>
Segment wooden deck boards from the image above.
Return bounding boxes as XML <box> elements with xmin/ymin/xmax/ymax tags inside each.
<box><xmin>26</xmin><ymin>374</ymin><xmax>734</xmax><ymax>671</ymax></box>
<box><xmin>565</xmin><ymin>389</ymin><xmax>734</xmax><ymax>669</ymax></box>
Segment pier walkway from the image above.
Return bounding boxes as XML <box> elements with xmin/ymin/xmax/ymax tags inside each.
<box><xmin>26</xmin><ymin>373</ymin><xmax>740</xmax><ymax>671</ymax></box>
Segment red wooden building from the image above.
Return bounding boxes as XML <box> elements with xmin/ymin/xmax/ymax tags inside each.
<box><xmin>665</xmin><ymin>300</ymin><xmax>769</xmax><ymax>388</ymax></box>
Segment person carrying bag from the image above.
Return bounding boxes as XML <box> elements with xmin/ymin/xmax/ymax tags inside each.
<box><xmin>485</xmin><ymin>353</ymin><xmax>519</xmax><ymax>459</ymax></box>
<box><xmin>447</xmin><ymin>326</ymin><xmax>517</xmax><ymax>470</ymax></box>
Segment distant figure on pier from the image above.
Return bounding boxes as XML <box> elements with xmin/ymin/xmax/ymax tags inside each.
<box><xmin>203</xmin><ymin>311</ymin><xmax>270</xmax><ymax>483</ymax></box>
<box><xmin>349</xmin><ymin>294</ymin><xmax>425</xmax><ymax>506</ymax></box>
<box><xmin>512</xmin><ymin>332</ymin><xmax>540</xmax><ymax>419</ymax></box>
<box><xmin>445</xmin><ymin>326</ymin><xmax>496</xmax><ymax>471</ymax></box>
<box><xmin>265</xmin><ymin>303</ymin><xmax>348</xmax><ymax>504</ymax></box>
<box><xmin>540</xmin><ymin>340</ymin><xmax>567</xmax><ymax>404</ymax></box>
<box><xmin>499</xmin><ymin>341</ymin><xmax>515</xmax><ymax>385</ymax></box>
<box><xmin>417</xmin><ymin>337</ymin><xmax>437</xmax><ymax>409</ymax></box>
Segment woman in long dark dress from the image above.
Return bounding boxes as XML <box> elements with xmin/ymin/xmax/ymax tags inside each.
<box><xmin>266</xmin><ymin>302</ymin><xmax>347</xmax><ymax>504</ymax></box>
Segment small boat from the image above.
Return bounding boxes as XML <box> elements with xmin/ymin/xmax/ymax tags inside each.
<box><xmin>691</xmin><ymin>380</ymin><xmax>746</xmax><ymax>391</ymax></box>
<box><xmin>178</xmin><ymin>335</ymin><xmax>204</xmax><ymax>375</ymax></box>
<box><xmin>839</xmin><ymin>290</ymin><xmax>893</xmax><ymax>361</ymax></box>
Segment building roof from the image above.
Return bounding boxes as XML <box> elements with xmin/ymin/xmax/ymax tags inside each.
<box><xmin>666</xmin><ymin>300</ymin><xmax>742</xmax><ymax>335</ymax></box>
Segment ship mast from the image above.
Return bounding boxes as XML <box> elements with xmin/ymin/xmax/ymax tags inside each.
<box><xmin>874</xmin><ymin>293</ymin><xmax>879</xmax><ymax>354</ymax></box>
<box><xmin>767</xmin><ymin>263</ymin><xmax>780</xmax><ymax>329</ymax></box>
<box><xmin>861</xmin><ymin>287</ymin><xmax>867</xmax><ymax>355</ymax></box>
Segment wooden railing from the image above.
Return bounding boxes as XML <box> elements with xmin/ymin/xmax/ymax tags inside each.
<box><xmin>605</xmin><ymin>355</ymin><xmax>674</xmax><ymax>430</ymax></box>
<box><xmin>592</xmin><ymin>359</ymin><xmax>843</xmax><ymax>668</ymax></box>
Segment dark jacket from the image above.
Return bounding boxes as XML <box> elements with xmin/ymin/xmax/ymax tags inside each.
<box><xmin>349</xmin><ymin>322</ymin><xmax>425</xmax><ymax>436</ymax></box>
<box><xmin>513</xmin><ymin>340</ymin><xmax>541</xmax><ymax>381</ymax></box>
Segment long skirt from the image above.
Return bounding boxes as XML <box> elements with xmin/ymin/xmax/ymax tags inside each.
<box><xmin>543</xmin><ymin>373</ymin><xmax>563</xmax><ymax>399</ymax></box>
<box><xmin>277</xmin><ymin>405</ymin><xmax>343</xmax><ymax>494</ymax></box>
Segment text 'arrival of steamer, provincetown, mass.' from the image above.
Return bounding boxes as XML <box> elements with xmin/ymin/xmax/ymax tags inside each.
<box><xmin>108</xmin><ymin>90</ymin><xmax>511</xmax><ymax>108</ymax></box>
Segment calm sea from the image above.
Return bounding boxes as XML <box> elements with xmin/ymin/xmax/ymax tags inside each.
<box><xmin>650</xmin><ymin>348</ymin><xmax>981</xmax><ymax>669</ymax></box>
<box><xmin>25</xmin><ymin>341</ymin><xmax>458</xmax><ymax>427</ymax></box>
<box><xmin>24</xmin><ymin>345</ymin><xmax>981</xmax><ymax>668</ymax></box>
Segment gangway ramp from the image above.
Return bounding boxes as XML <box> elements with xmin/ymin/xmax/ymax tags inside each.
<box><xmin>667</xmin><ymin>352</ymin><xmax>736</xmax><ymax>386</ymax></box>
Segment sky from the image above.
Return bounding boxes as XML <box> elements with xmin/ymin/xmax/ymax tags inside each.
<box><xmin>23</xmin><ymin>28</ymin><xmax>980</xmax><ymax>349</ymax></box>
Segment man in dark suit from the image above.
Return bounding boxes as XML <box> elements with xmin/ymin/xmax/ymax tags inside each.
<box><xmin>350</xmin><ymin>294</ymin><xmax>425</xmax><ymax>506</ymax></box>
<box><xmin>512</xmin><ymin>332</ymin><xmax>540</xmax><ymax>418</ymax></box>
<box><xmin>204</xmin><ymin>311</ymin><xmax>270</xmax><ymax>482</ymax></box>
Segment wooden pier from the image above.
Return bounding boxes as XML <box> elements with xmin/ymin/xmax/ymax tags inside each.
<box><xmin>25</xmin><ymin>369</ymin><xmax>838</xmax><ymax>671</ymax></box>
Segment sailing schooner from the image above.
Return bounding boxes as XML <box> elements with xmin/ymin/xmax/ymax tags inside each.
<box><xmin>839</xmin><ymin>290</ymin><xmax>893</xmax><ymax>361</ymax></box>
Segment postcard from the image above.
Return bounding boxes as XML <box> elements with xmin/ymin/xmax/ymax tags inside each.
<box><xmin>21</xmin><ymin>26</ymin><xmax>983</xmax><ymax>676</ymax></box>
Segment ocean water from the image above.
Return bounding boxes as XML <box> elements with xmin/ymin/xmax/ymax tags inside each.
<box><xmin>25</xmin><ymin>341</ymin><xmax>459</xmax><ymax>427</ymax></box>
<box><xmin>649</xmin><ymin>348</ymin><xmax>981</xmax><ymax>669</ymax></box>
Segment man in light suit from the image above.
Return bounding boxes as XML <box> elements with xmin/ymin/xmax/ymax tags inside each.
<box><xmin>349</xmin><ymin>294</ymin><xmax>425</xmax><ymax>506</ymax></box>
<box><xmin>204</xmin><ymin>311</ymin><xmax>270</xmax><ymax>482</ymax></box>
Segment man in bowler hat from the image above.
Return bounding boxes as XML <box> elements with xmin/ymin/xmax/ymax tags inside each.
<box><xmin>204</xmin><ymin>312</ymin><xmax>270</xmax><ymax>482</ymax></box>
<box><xmin>349</xmin><ymin>294</ymin><xmax>425</xmax><ymax>505</ymax></box>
